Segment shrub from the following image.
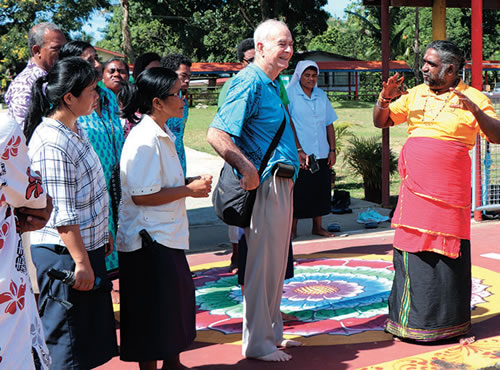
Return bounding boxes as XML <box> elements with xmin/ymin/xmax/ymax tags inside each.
<box><xmin>345</xmin><ymin>136</ymin><xmax>398</xmax><ymax>203</ymax></box>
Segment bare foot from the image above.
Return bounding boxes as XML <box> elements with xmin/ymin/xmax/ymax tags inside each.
<box><xmin>459</xmin><ymin>336</ymin><xmax>476</xmax><ymax>345</ymax></box>
<box><xmin>255</xmin><ymin>350</ymin><xmax>291</xmax><ymax>362</ymax></box>
<box><xmin>278</xmin><ymin>339</ymin><xmax>302</xmax><ymax>348</ymax></box>
<box><xmin>312</xmin><ymin>228</ymin><xmax>335</xmax><ymax>237</ymax></box>
<box><xmin>111</xmin><ymin>289</ymin><xmax>120</xmax><ymax>304</ymax></box>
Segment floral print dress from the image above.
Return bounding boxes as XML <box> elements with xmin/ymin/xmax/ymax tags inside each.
<box><xmin>0</xmin><ymin>117</ymin><xmax>51</xmax><ymax>369</ymax></box>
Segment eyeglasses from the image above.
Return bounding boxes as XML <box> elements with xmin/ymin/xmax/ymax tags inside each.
<box><xmin>167</xmin><ymin>90</ymin><xmax>183</xmax><ymax>99</ymax></box>
<box><xmin>243</xmin><ymin>57</ymin><xmax>254</xmax><ymax>64</ymax></box>
<box><xmin>108</xmin><ymin>68</ymin><xmax>127</xmax><ymax>75</ymax></box>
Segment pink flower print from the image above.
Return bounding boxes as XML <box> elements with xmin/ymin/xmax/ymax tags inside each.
<box><xmin>1</xmin><ymin>135</ymin><xmax>21</xmax><ymax>160</ymax></box>
<box><xmin>0</xmin><ymin>279</ymin><xmax>26</xmax><ymax>314</ymax></box>
<box><xmin>25</xmin><ymin>168</ymin><xmax>44</xmax><ymax>199</ymax></box>
<box><xmin>0</xmin><ymin>219</ymin><xmax>10</xmax><ymax>250</ymax></box>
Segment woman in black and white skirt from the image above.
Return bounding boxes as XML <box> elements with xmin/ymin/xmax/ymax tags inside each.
<box><xmin>287</xmin><ymin>60</ymin><xmax>338</xmax><ymax>238</ymax></box>
<box><xmin>117</xmin><ymin>68</ymin><xmax>212</xmax><ymax>370</ymax></box>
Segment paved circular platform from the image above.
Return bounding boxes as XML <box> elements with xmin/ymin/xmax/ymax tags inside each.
<box><xmin>193</xmin><ymin>252</ymin><xmax>500</xmax><ymax>346</ymax></box>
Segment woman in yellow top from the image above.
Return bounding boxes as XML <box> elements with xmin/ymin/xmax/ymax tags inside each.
<box><xmin>373</xmin><ymin>40</ymin><xmax>500</xmax><ymax>344</ymax></box>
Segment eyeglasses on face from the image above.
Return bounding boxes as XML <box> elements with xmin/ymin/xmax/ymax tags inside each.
<box><xmin>166</xmin><ymin>90</ymin><xmax>183</xmax><ymax>99</ymax></box>
<box><xmin>243</xmin><ymin>57</ymin><xmax>254</xmax><ymax>64</ymax></box>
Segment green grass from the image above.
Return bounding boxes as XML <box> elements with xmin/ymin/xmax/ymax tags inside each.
<box><xmin>331</xmin><ymin>101</ymin><xmax>406</xmax><ymax>201</ymax></box>
<box><xmin>184</xmin><ymin>105</ymin><xmax>218</xmax><ymax>155</ymax></box>
<box><xmin>184</xmin><ymin>101</ymin><xmax>408</xmax><ymax>202</ymax></box>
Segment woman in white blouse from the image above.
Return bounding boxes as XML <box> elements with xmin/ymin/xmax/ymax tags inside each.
<box><xmin>287</xmin><ymin>60</ymin><xmax>338</xmax><ymax>239</ymax></box>
<box><xmin>117</xmin><ymin>68</ymin><xmax>212</xmax><ymax>370</ymax></box>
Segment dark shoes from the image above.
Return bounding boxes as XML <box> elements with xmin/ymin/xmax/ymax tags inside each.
<box><xmin>331</xmin><ymin>190</ymin><xmax>352</xmax><ymax>214</ymax></box>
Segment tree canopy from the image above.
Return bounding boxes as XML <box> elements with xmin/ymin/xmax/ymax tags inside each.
<box><xmin>1</xmin><ymin>0</ymin><xmax>499</xmax><ymax>94</ymax></box>
<box><xmin>308</xmin><ymin>2</ymin><xmax>500</xmax><ymax>63</ymax></box>
<box><xmin>97</xmin><ymin>0</ymin><xmax>330</xmax><ymax>62</ymax></box>
<box><xmin>0</xmin><ymin>0</ymin><xmax>109</xmax><ymax>89</ymax></box>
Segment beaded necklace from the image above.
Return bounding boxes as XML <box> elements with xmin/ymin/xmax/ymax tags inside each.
<box><xmin>421</xmin><ymin>90</ymin><xmax>454</xmax><ymax>123</ymax></box>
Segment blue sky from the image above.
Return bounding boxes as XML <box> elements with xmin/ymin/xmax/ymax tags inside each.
<box><xmin>83</xmin><ymin>0</ymin><xmax>353</xmax><ymax>41</ymax></box>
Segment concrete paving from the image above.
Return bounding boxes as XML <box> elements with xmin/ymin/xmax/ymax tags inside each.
<box><xmin>184</xmin><ymin>147</ymin><xmax>393</xmax><ymax>254</ymax></box>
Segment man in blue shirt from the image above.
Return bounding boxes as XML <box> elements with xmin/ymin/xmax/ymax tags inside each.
<box><xmin>160</xmin><ymin>54</ymin><xmax>192</xmax><ymax>175</ymax></box>
<box><xmin>207</xmin><ymin>19</ymin><xmax>300</xmax><ymax>362</ymax></box>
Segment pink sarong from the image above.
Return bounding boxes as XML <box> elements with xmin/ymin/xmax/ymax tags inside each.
<box><xmin>392</xmin><ymin>137</ymin><xmax>471</xmax><ymax>258</ymax></box>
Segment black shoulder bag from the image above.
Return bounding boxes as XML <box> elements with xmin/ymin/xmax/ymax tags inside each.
<box><xmin>212</xmin><ymin>116</ymin><xmax>287</xmax><ymax>228</ymax></box>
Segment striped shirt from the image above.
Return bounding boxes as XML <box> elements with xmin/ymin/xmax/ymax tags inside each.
<box><xmin>28</xmin><ymin>118</ymin><xmax>109</xmax><ymax>251</ymax></box>
<box><xmin>4</xmin><ymin>60</ymin><xmax>47</xmax><ymax>129</ymax></box>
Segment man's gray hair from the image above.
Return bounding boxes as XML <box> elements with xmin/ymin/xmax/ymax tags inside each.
<box><xmin>28</xmin><ymin>22</ymin><xmax>62</xmax><ymax>56</ymax></box>
<box><xmin>426</xmin><ymin>40</ymin><xmax>465</xmax><ymax>73</ymax></box>
<box><xmin>254</xmin><ymin>19</ymin><xmax>288</xmax><ymax>48</ymax></box>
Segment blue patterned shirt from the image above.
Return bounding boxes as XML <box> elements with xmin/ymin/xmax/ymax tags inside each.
<box><xmin>211</xmin><ymin>63</ymin><xmax>299</xmax><ymax>182</ymax></box>
<box><xmin>165</xmin><ymin>98</ymin><xmax>188</xmax><ymax>175</ymax></box>
<box><xmin>78</xmin><ymin>87</ymin><xmax>124</xmax><ymax>271</ymax></box>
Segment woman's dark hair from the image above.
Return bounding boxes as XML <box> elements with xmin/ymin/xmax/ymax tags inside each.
<box><xmin>236</xmin><ymin>38</ymin><xmax>254</xmax><ymax>62</ymax></box>
<box><xmin>160</xmin><ymin>54</ymin><xmax>192</xmax><ymax>71</ymax></box>
<box><xmin>133</xmin><ymin>52</ymin><xmax>161</xmax><ymax>80</ymax></box>
<box><xmin>58</xmin><ymin>40</ymin><xmax>109</xmax><ymax>111</ymax></box>
<box><xmin>59</xmin><ymin>40</ymin><xmax>93</xmax><ymax>60</ymax></box>
<box><xmin>303</xmin><ymin>66</ymin><xmax>318</xmax><ymax>74</ymax></box>
<box><xmin>120</xmin><ymin>67</ymin><xmax>178</xmax><ymax>124</ymax></box>
<box><xmin>24</xmin><ymin>57</ymin><xmax>98</xmax><ymax>143</ymax></box>
<box><xmin>104</xmin><ymin>57</ymin><xmax>130</xmax><ymax>76</ymax></box>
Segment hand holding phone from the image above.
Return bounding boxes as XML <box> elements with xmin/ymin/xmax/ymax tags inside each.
<box><xmin>308</xmin><ymin>154</ymin><xmax>319</xmax><ymax>174</ymax></box>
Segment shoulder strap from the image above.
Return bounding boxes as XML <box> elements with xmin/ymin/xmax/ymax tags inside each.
<box><xmin>257</xmin><ymin>114</ymin><xmax>287</xmax><ymax>176</ymax></box>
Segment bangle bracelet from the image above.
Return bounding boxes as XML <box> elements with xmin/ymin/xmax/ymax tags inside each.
<box><xmin>329</xmin><ymin>149</ymin><xmax>336</xmax><ymax>152</ymax></box>
<box><xmin>297</xmin><ymin>148</ymin><xmax>303</xmax><ymax>152</ymax></box>
<box><xmin>376</xmin><ymin>100</ymin><xmax>389</xmax><ymax>110</ymax></box>
<box><xmin>379</xmin><ymin>93</ymin><xmax>392</xmax><ymax>102</ymax></box>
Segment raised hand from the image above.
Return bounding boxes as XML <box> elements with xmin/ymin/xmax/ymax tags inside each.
<box><xmin>381</xmin><ymin>72</ymin><xmax>408</xmax><ymax>100</ymax></box>
<box><xmin>449</xmin><ymin>89</ymin><xmax>479</xmax><ymax>114</ymax></box>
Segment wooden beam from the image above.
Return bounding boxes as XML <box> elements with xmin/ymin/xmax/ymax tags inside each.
<box><xmin>362</xmin><ymin>0</ymin><xmax>500</xmax><ymax>10</ymax></box>
<box><xmin>432</xmin><ymin>0</ymin><xmax>446</xmax><ymax>40</ymax></box>
<box><xmin>381</xmin><ymin>0</ymin><xmax>391</xmax><ymax>207</ymax></box>
<box><xmin>471</xmin><ymin>0</ymin><xmax>483</xmax><ymax>222</ymax></box>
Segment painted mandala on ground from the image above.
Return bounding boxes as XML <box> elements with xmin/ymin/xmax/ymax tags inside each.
<box><xmin>194</xmin><ymin>255</ymin><xmax>493</xmax><ymax>341</ymax></box>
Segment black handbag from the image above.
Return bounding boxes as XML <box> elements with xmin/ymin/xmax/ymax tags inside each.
<box><xmin>213</xmin><ymin>117</ymin><xmax>287</xmax><ymax>227</ymax></box>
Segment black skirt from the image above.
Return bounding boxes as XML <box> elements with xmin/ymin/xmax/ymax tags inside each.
<box><xmin>31</xmin><ymin>244</ymin><xmax>118</xmax><ymax>369</ymax></box>
<box><xmin>385</xmin><ymin>240</ymin><xmax>472</xmax><ymax>341</ymax></box>
<box><xmin>118</xmin><ymin>241</ymin><xmax>196</xmax><ymax>362</ymax></box>
<box><xmin>293</xmin><ymin>158</ymin><xmax>332</xmax><ymax>219</ymax></box>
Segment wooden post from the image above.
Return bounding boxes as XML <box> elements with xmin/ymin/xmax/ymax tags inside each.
<box><xmin>381</xmin><ymin>0</ymin><xmax>390</xmax><ymax>207</ymax></box>
<box><xmin>471</xmin><ymin>0</ymin><xmax>484</xmax><ymax>221</ymax></box>
<box><xmin>355</xmin><ymin>72</ymin><xmax>359</xmax><ymax>100</ymax></box>
<box><xmin>348</xmin><ymin>72</ymin><xmax>352</xmax><ymax>100</ymax></box>
<box><xmin>432</xmin><ymin>0</ymin><xmax>446</xmax><ymax>40</ymax></box>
